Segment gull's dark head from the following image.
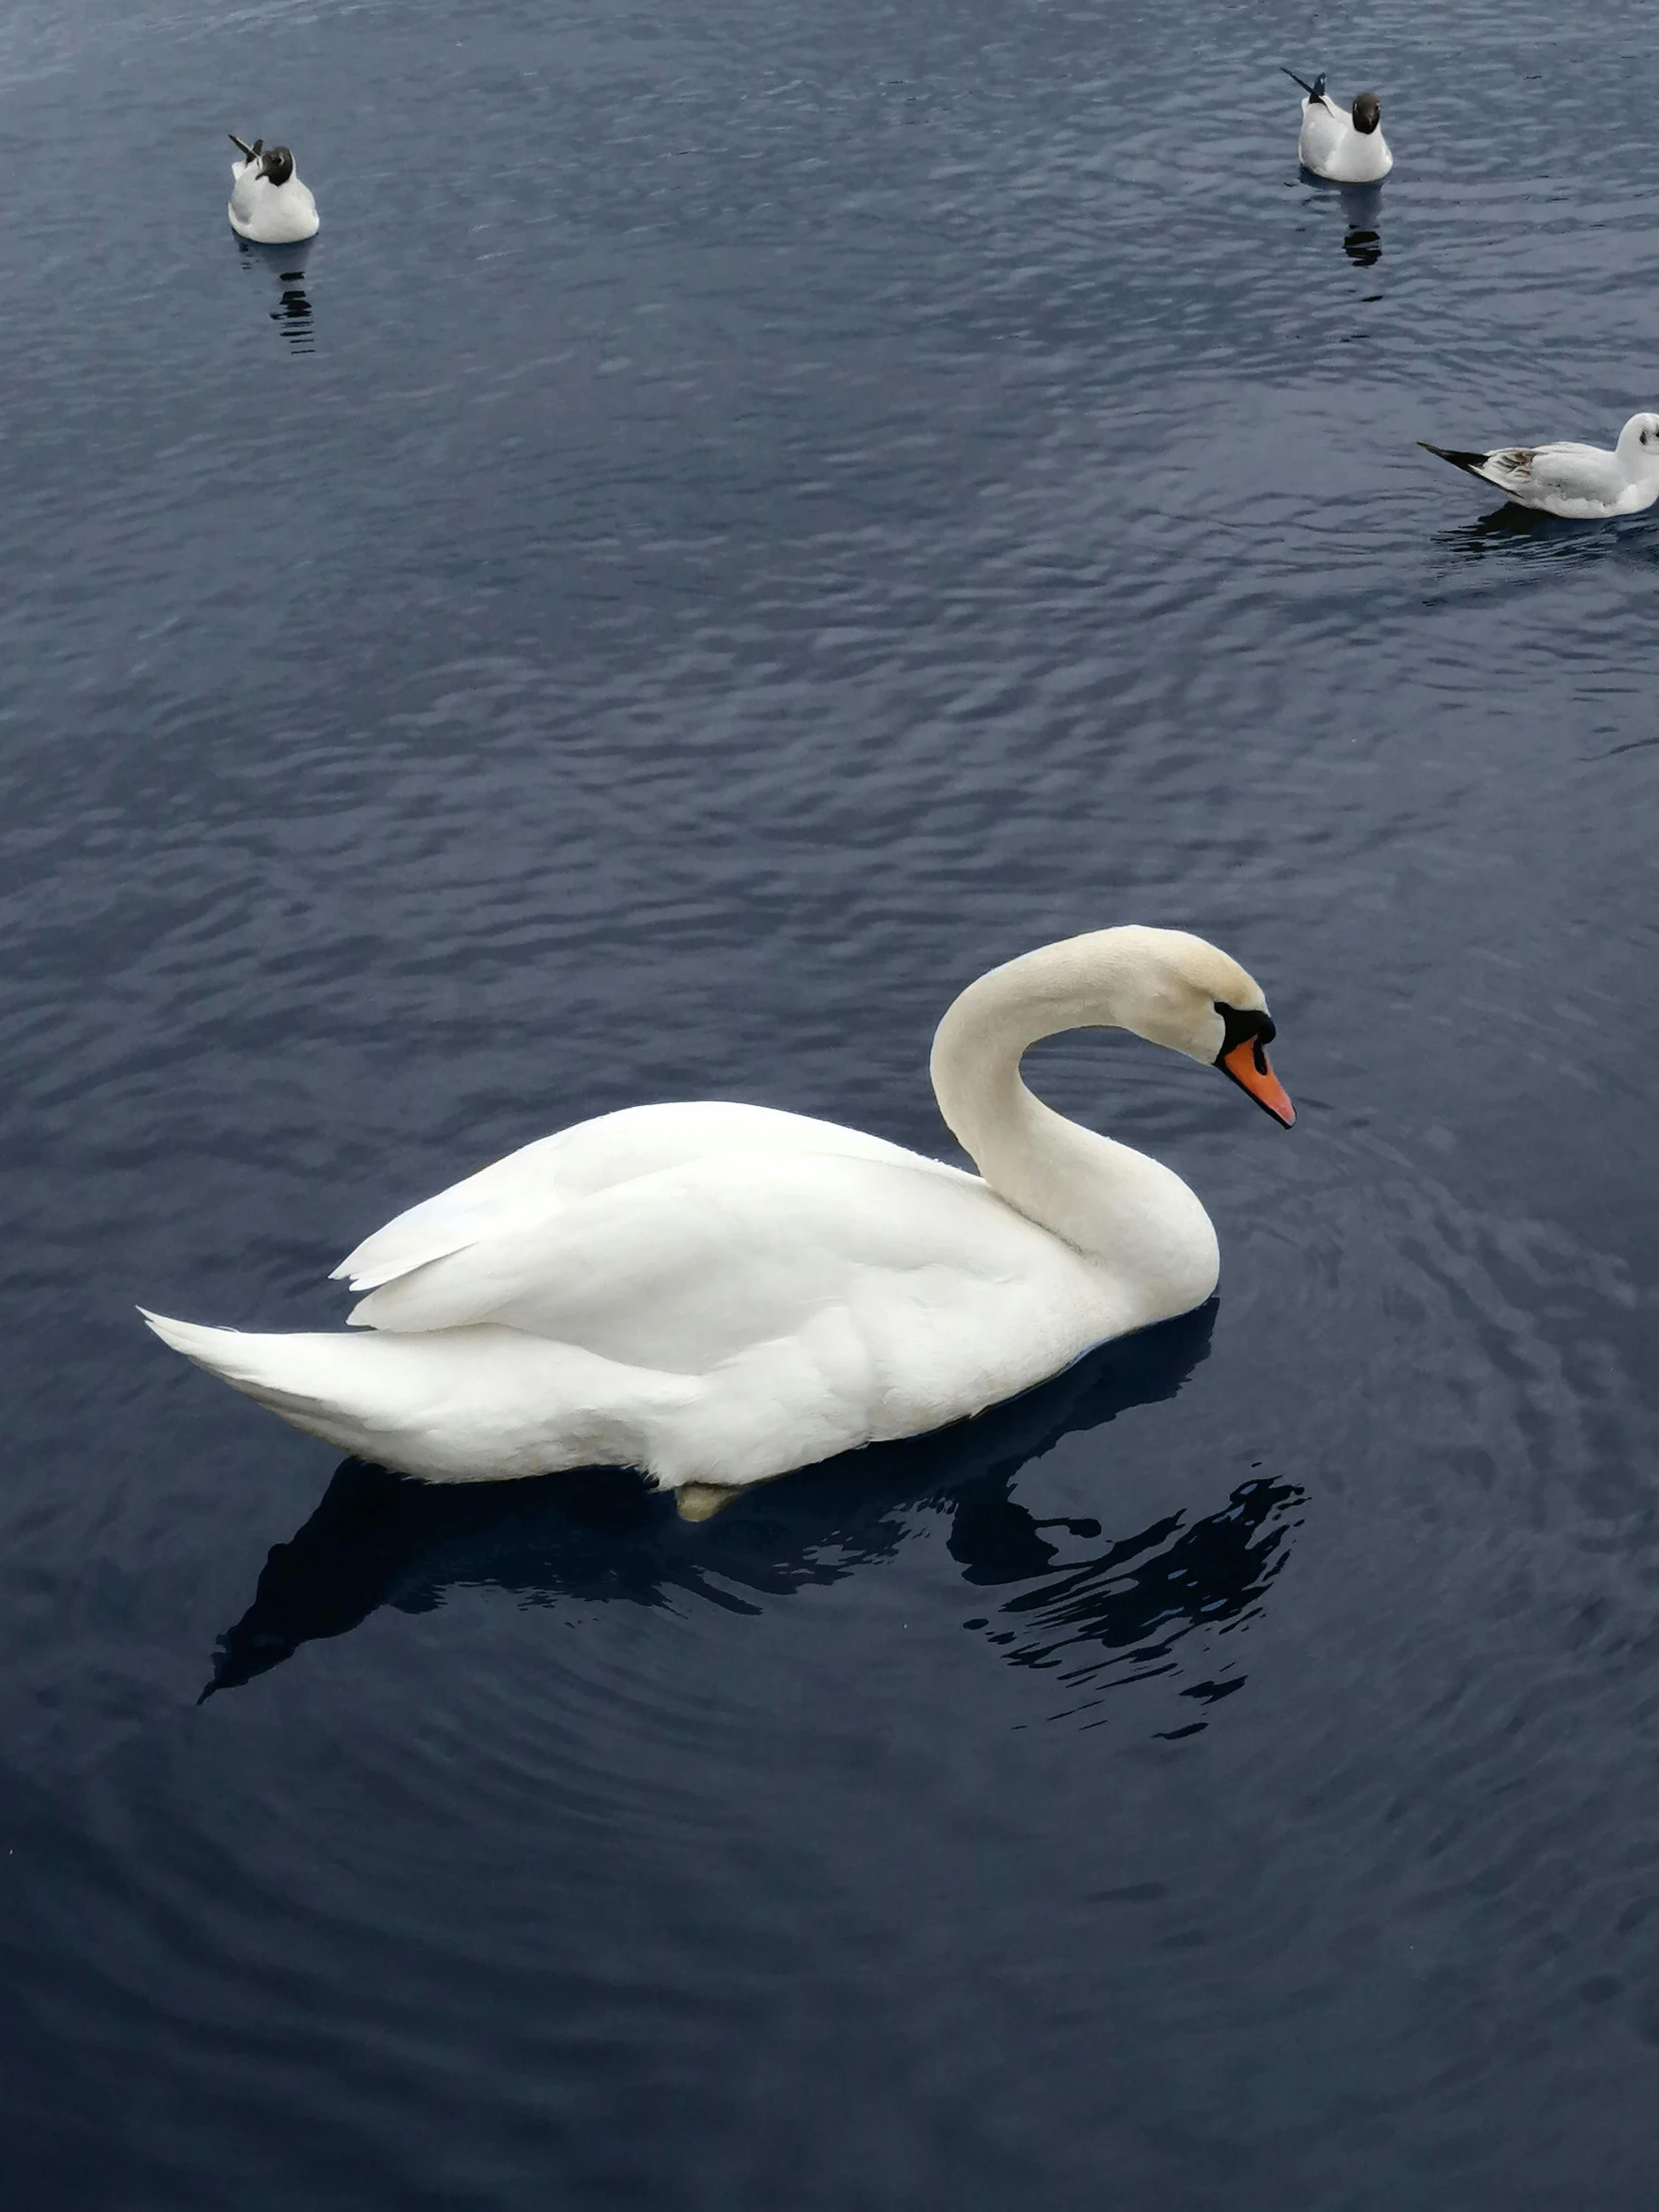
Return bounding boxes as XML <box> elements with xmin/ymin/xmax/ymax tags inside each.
<box><xmin>1351</xmin><ymin>92</ymin><xmax>1382</xmax><ymax>135</ymax></box>
<box><xmin>259</xmin><ymin>145</ymin><xmax>295</xmax><ymax>186</ymax></box>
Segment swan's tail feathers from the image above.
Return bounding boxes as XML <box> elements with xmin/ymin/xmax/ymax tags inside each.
<box><xmin>137</xmin><ymin>1308</ymin><xmax>430</xmax><ymax>1469</ymax></box>
<box><xmin>1418</xmin><ymin>441</ymin><xmax>1492</xmax><ymax>479</ymax></box>
<box><xmin>138</xmin><ymin>1309</ymin><xmax>704</xmax><ymax>1484</ymax></box>
<box><xmin>140</xmin><ymin>1310</ymin><xmax>342</xmax><ymax>1422</ymax></box>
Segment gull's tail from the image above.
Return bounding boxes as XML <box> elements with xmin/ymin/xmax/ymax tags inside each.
<box><xmin>1418</xmin><ymin>441</ymin><xmax>1491</xmax><ymax>480</ymax></box>
<box><xmin>1281</xmin><ymin>67</ymin><xmax>1327</xmax><ymax>100</ymax></box>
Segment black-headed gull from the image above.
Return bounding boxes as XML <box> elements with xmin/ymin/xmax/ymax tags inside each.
<box><xmin>1283</xmin><ymin>68</ymin><xmax>1392</xmax><ymax>184</ymax></box>
<box><xmin>1419</xmin><ymin>414</ymin><xmax>1659</xmax><ymax>519</ymax></box>
<box><xmin>228</xmin><ymin>134</ymin><xmax>319</xmax><ymax>246</ymax></box>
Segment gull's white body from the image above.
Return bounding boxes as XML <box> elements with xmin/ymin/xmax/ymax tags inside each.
<box><xmin>144</xmin><ymin>927</ymin><xmax>1276</xmax><ymax>1493</ymax></box>
<box><xmin>1297</xmin><ymin>93</ymin><xmax>1392</xmax><ymax>183</ymax></box>
<box><xmin>1421</xmin><ymin>413</ymin><xmax>1659</xmax><ymax>519</ymax></box>
<box><xmin>229</xmin><ymin>157</ymin><xmax>319</xmax><ymax>245</ymax></box>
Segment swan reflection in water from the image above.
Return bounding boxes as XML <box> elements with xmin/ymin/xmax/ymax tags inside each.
<box><xmin>237</xmin><ymin>235</ymin><xmax>315</xmax><ymax>353</ymax></box>
<box><xmin>205</xmin><ymin>1302</ymin><xmax>1305</xmax><ymax>1728</ymax></box>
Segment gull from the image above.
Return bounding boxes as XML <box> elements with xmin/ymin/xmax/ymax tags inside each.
<box><xmin>1283</xmin><ymin>68</ymin><xmax>1392</xmax><ymax>184</ymax></box>
<box><xmin>1418</xmin><ymin>414</ymin><xmax>1659</xmax><ymax>519</ymax></box>
<box><xmin>228</xmin><ymin>134</ymin><xmax>319</xmax><ymax>245</ymax></box>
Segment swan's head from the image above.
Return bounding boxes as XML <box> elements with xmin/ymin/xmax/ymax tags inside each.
<box><xmin>1351</xmin><ymin>92</ymin><xmax>1382</xmax><ymax>134</ymax></box>
<box><xmin>1099</xmin><ymin>926</ymin><xmax>1295</xmax><ymax>1127</ymax></box>
<box><xmin>1616</xmin><ymin>411</ymin><xmax>1659</xmax><ymax>468</ymax></box>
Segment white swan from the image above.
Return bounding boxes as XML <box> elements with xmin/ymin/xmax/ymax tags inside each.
<box><xmin>142</xmin><ymin>926</ymin><xmax>1293</xmax><ymax>1515</ymax></box>
<box><xmin>1418</xmin><ymin>413</ymin><xmax>1659</xmax><ymax>519</ymax></box>
<box><xmin>228</xmin><ymin>135</ymin><xmax>319</xmax><ymax>245</ymax></box>
<box><xmin>1285</xmin><ymin>69</ymin><xmax>1392</xmax><ymax>184</ymax></box>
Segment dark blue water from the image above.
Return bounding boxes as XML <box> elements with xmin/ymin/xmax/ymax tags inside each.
<box><xmin>4</xmin><ymin>0</ymin><xmax>1659</xmax><ymax>2204</ymax></box>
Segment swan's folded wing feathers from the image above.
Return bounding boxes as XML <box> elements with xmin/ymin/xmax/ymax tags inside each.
<box><xmin>333</xmin><ymin>1140</ymin><xmax>570</xmax><ymax>1291</ymax></box>
<box><xmin>344</xmin><ymin>1150</ymin><xmax>1060</xmax><ymax>1376</ymax></box>
<box><xmin>332</xmin><ymin>1101</ymin><xmax>937</xmax><ymax>1296</ymax></box>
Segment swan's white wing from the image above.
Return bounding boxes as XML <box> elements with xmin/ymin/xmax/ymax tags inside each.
<box><xmin>346</xmin><ymin>1148</ymin><xmax>1093</xmax><ymax>1374</ymax></box>
<box><xmin>333</xmin><ymin>1101</ymin><xmax>940</xmax><ymax>1293</ymax></box>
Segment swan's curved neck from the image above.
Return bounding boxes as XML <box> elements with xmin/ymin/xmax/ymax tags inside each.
<box><xmin>928</xmin><ymin>938</ymin><xmax>1216</xmax><ymax>1300</ymax></box>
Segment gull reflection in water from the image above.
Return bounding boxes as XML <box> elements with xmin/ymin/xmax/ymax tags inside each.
<box><xmin>1428</xmin><ymin>501</ymin><xmax>1659</xmax><ymax>570</ymax></box>
<box><xmin>1297</xmin><ymin>173</ymin><xmax>1384</xmax><ymax>271</ymax></box>
<box><xmin>204</xmin><ymin>1300</ymin><xmax>1306</xmax><ymax>1728</ymax></box>
<box><xmin>1332</xmin><ymin>180</ymin><xmax>1385</xmax><ymax>270</ymax></box>
<box><xmin>237</xmin><ymin>235</ymin><xmax>315</xmax><ymax>354</ymax></box>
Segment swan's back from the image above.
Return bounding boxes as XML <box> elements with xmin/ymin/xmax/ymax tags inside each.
<box><xmin>335</xmin><ymin>1100</ymin><xmax>950</xmax><ymax>1294</ymax></box>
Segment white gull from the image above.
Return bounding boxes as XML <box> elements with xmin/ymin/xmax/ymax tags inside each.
<box><xmin>228</xmin><ymin>134</ymin><xmax>319</xmax><ymax>245</ymax></box>
<box><xmin>1419</xmin><ymin>413</ymin><xmax>1659</xmax><ymax>519</ymax></box>
<box><xmin>1284</xmin><ymin>69</ymin><xmax>1392</xmax><ymax>184</ymax></box>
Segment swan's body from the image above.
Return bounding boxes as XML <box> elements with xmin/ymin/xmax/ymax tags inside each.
<box><xmin>1289</xmin><ymin>73</ymin><xmax>1392</xmax><ymax>184</ymax></box>
<box><xmin>143</xmin><ymin>927</ymin><xmax>1293</xmax><ymax>1497</ymax></box>
<box><xmin>1418</xmin><ymin>412</ymin><xmax>1659</xmax><ymax>519</ymax></box>
<box><xmin>228</xmin><ymin>137</ymin><xmax>318</xmax><ymax>245</ymax></box>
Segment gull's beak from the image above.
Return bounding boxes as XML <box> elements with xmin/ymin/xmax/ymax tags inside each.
<box><xmin>1221</xmin><ymin>1037</ymin><xmax>1296</xmax><ymax>1127</ymax></box>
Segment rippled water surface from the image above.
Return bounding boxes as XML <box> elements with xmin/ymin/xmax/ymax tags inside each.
<box><xmin>5</xmin><ymin>0</ymin><xmax>1659</xmax><ymax>2204</ymax></box>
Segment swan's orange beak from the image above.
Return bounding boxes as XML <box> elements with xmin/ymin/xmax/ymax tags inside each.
<box><xmin>1221</xmin><ymin>1038</ymin><xmax>1296</xmax><ymax>1127</ymax></box>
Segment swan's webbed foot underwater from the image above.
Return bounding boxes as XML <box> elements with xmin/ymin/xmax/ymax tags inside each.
<box><xmin>675</xmin><ymin>1481</ymin><xmax>744</xmax><ymax>1522</ymax></box>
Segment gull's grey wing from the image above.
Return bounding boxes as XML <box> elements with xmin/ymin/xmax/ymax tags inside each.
<box><xmin>1418</xmin><ymin>440</ymin><xmax>1536</xmax><ymax>495</ymax></box>
<box><xmin>1520</xmin><ymin>440</ymin><xmax>1627</xmax><ymax>508</ymax></box>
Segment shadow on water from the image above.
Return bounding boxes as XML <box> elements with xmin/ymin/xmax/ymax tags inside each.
<box><xmin>1429</xmin><ymin>499</ymin><xmax>1659</xmax><ymax>568</ymax></box>
<box><xmin>203</xmin><ymin>1301</ymin><xmax>1306</xmax><ymax>1717</ymax></box>
<box><xmin>236</xmin><ymin>235</ymin><xmax>315</xmax><ymax>353</ymax></box>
